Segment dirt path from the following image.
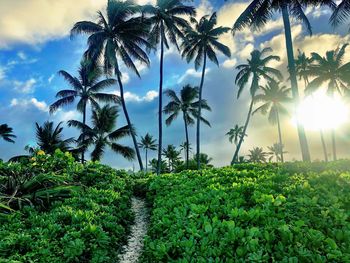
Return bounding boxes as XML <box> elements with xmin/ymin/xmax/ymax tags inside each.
<box><xmin>118</xmin><ymin>196</ymin><xmax>149</xmax><ymax>263</ymax></box>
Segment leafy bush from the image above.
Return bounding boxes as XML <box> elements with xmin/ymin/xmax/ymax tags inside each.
<box><xmin>0</xmin><ymin>150</ymin><xmax>134</xmax><ymax>262</ymax></box>
<box><xmin>142</xmin><ymin>164</ymin><xmax>350</xmax><ymax>262</ymax></box>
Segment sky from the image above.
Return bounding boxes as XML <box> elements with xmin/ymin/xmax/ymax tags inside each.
<box><xmin>1</xmin><ymin>0</ymin><xmax>350</xmax><ymax>169</ymax></box>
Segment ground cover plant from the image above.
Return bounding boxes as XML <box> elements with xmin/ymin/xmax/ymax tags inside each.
<box><xmin>0</xmin><ymin>150</ymin><xmax>134</xmax><ymax>263</ymax></box>
<box><xmin>142</xmin><ymin>162</ymin><xmax>350</xmax><ymax>262</ymax></box>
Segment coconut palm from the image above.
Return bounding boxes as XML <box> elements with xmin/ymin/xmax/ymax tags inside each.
<box><xmin>35</xmin><ymin>121</ymin><xmax>75</xmax><ymax>154</ymax></box>
<box><xmin>71</xmin><ymin>0</ymin><xmax>151</xmax><ymax>170</ymax></box>
<box><xmin>232</xmin><ymin>48</ymin><xmax>282</xmax><ymax>164</ymax></box>
<box><xmin>138</xmin><ymin>133</ymin><xmax>157</xmax><ymax>172</ymax></box>
<box><xmin>267</xmin><ymin>143</ymin><xmax>287</xmax><ymax>162</ymax></box>
<box><xmin>192</xmin><ymin>153</ymin><xmax>213</xmax><ymax>167</ymax></box>
<box><xmin>68</xmin><ymin>105</ymin><xmax>134</xmax><ymax>162</ymax></box>
<box><xmin>233</xmin><ymin>0</ymin><xmax>336</xmax><ymax>162</ymax></box>
<box><xmin>179</xmin><ymin>142</ymin><xmax>192</xmax><ymax>163</ymax></box>
<box><xmin>162</xmin><ymin>144</ymin><xmax>181</xmax><ymax>171</ymax></box>
<box><xmin>182</xmin><ymin>13</ymin><xmax>231</xmax><ymax>169</ymax></box>
<box><xmin>330</xmin><ymin>0</ymin><xmax>350</xmax><ymax>28</ymax></box>
<box><xmin>163</xmin><ymin>85</ymin><xmax>211</xmax><ymax>168</ymax></box>
<box><xmin>306</xmin><ymin>44</ymin><xmax>350</xmax><ymax>161</ymax></box>
<box><xmin>295</xmin><ymin>50</ymin><xmax>312</xmax><ymax>87</ymax></box>
<box><xmin>248</xmin><ymin>147</ymin><xmax>268</xmax><ymax>163</ymax></box>
<box><xmin>143</xmin><ymin>0</ymin><xmax>195</xmax><ymax>175</ymax></box>
<box><xmin>253</xmin><ymin>80</ymin><xmax>291</xmax><ymax>162</ymax></box>
<box><xmin>0</xmin><ymin>124</ymin><xmax>16</xmax><ymax>143</ymax></box>
<box><xmin>50</xmin><ymin>58</ymin><xmax>118</xmax><ymax>163</ymax></box>
<box><xmin>226</xmin><ymin>125</ymin><xmax>246</xmax><ymax>163</ymax></box>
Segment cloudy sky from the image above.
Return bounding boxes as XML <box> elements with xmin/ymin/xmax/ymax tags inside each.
<box><xmin>1</xmin><ymin>0</ymin><xmax>350</xmax><ymax>169</ymax></box>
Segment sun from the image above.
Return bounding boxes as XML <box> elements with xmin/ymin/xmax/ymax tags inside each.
<box><xmin>294</xmin><ymin>90</ymin><xmax>349</xmax><ymax>131</ymax></box>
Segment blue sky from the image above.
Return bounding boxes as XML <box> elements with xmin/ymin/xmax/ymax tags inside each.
<box><xmin>1</xmin><ymin>0</ymin><xmax>350</xmax><ymax>169</ymax></box>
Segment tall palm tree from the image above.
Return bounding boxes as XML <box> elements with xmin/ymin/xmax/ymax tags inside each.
<box><xmin>267</xmin><ymin>143</ymin><xmax>287</xmax><ymax>162</ymax></box>
<box><xmin>50</xmin><ymin>59</ymin><xmax>118</xmax><ymax>163</ymax></box>
<box><xmin>138</xmin><ymin>133</ymin><xmax>157</xmax><ymax>172</ymax></box>
<box><xmin>232</xmin><ymin>48</ymin><xmax>282</xmax><ymax>164</ymax></box>
<box><xmin>0</xmin><ymin>124</ymin><xmax>16</xmax><ymax>143</ymax></box>
<box><xmin>35</xmin><ymin>121</ymin><xmax>75</xmax><ymax>154</ymax></box>
<box><xmin>295</xmin><ymin>50</ymin><xmax>312</xmax><ymax>87</ymax></box>
<box><xmin>226</xmin><ymin>124</ymin><xmax>246</xmax><ymax>163</ymax></box>
<box><xmin>253</xmin><ymin>80</ymin><xmax>291</xmax><ymax>162</ymax></box>
<box><xmin>163</xmin><ymin>85</ymin><xmax>211</xmax><ymax>168</ymax></box>
<box><xmin>248</xmin><ymin>147</ymin><xmax>268</xmax><ymax>163</ymax></box>
<box><xmin>182</xmin><ymin>13</ymin><xmax>231</xmax><ymax>169</ymax></box>
<box><xmin>71</xmin><ymin>0</ymin><xmax>151</xmax><ymax>170</ymax></box>
<box><xmin>68</xmin><ymin>105</ymin><xmax>134</xmax><ymax>162</ymax></box>
<box><xmin>306</xmin><ymin>44</ymin><xmax>350</xmax><ymax>161</ymax></box>
<box><xmin>179</xmin><ymin>142</ymin><xmax>192</xmax><ymax>163</ymax></box>
<box><xmin>162</xmin><ymin>144</ymin><xmax>181</xmax><ymax>171</ymax></box>
<box><xmin>143</xmin><ymin>0</ymin><xmax>195</xmax><ymax>176</ymax></box>
<box><xmin>233</xmin><ymin>0</ymin><xmax>336</xmax><ymax>162</ymax></box>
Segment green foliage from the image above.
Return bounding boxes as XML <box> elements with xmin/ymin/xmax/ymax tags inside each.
<box><xmin>0</xmin><ymin>150</ymin><xmax>134</xmax><ymax>262</ymax></box>
<box><xmin>142</xmin><ymin>163</ymin><xmax>350</xmax><ymax>262</ymax></box>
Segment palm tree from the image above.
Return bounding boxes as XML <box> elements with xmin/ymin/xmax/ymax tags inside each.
<box><xmin>253</xmin><ymin>80</ymin><xmax>291</xmax><ymax>162</ymax></box>
<box><xmin>306</xmin><ymin>44</ymin><xmax>350</xmax><ymax>161</ymax></box>
<box><xmin>232</xmin><ymin>48</ymin><xmax>282</xmax><ymax>164</ymax></box>
<box><xmin>248</xmin><ymin>147</ymin><xmax>267</xmax><ymax>163</ymax></box>
<box><xmin>138</xmin><ymin>133</ymin><xmax>157</xmax><ymax>172</ymax></box>
<box><xmin>71</xmin><ymin>0</ymin><xmax>151</xmax><ymax>171</ymax></box>
<box><xmin>179</xmin><ymin>142</ymin><xmax>192</xmax><ymax>163</ymax></box>
<box><xmin>192</xmin><ymin>153</ymin><xmax>213</xmax><ymax>167</ymax></box>
<box><xmin>143</xmin><ymin>0</ymin><xmax>195</xmax><ymax>175</ymax></box>
<box><xmin>330</xmin><ymin>0</ymin><xmax>350</xmax><ymax>28</ymax></box>
<box><xmin>182</xmin><ymin>13</ymin><xmax>231</xmax><ymax>169</ymax></box>
<box><xmin>295</xmin><ymin>50</ymin><xmax>312</xmax><ymax>88</ymax></box>
<box><xmin>149</xmin><ymin>158</ymin><xmax>168</xmax><ymax>174</ymax></box>
<box><xmin>226</xmin><ymin>124</ymin><xmax>246</xmax><ymax>163</ymax></box>
<box><xmin>50</xmin><ymin>58</ymin><xmax>118</xmax><ymax>163</ymax></box>
<box><xmin>267</xmin><ymin>143</ymin><xmax>287</xmax><ymax>162</ymax></box>
<box><xmin>233</xmin><ymin>0</ymin><xmax>336</xmax><ymax>162</ymax></box>
<box><xmin>35</xmin><ymin>121</ymin><xmax>75</xmax><ymax>154</ymax></box>
<box><xmin>163</xmin><ymin>85</ymin><xmax>211</xmax><ymax>168</ymax></box>
<box><xmin>0</xmin><ymin>124</ymin><xmax>16</xmax><ymax>143</ymax></box>
<box><xmin>68</xmin><ymin>105</ymin><xmax>134</xmax><ymax>162</ymax></box>
<box><xmin>162</xmin><ymin>144</ymin><xmax>181</xmax><ymax>171</ymax></box>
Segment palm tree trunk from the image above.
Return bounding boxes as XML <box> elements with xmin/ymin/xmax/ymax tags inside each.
<box><xmin>276</xmin><ymin>109</ymin><xmax>284</xmax><ymax>163</ymax></box>
<box><xmin>115</xmin><ymin>62</ymin><xmax>144</xmax><ymax>171</ymax></box>
<box><xmin>331</xmin><ymin>130</ymin><xmax>337</xmax><ymax>161</ymax></box>
<box><xmin>157</xmin><ymin>23</ymin><xmax>164</xmax><ymax>176</ymax></box>
<box><xmin>81</xmin><ymin>101</ymin><xmax>87</xmax><ymax>164</ymax></box>
<box><xmin>145</xmin><ymin>149</ymin><xmax>148</xmax><ymax>173</ymax></box>
<box><xmin>231</xmin><ymin>99</ymin><xmax>254</xmax><ymax>164</ymax></box>
<box><xmin>183</xmin><ymin>113</ymin><xmax>190</xmax><ymax>169</ymax></box>
<box><xmin>197</xmin><ymin>53</ymin><xmax>207</xmax><ymax>170</ymax></box>
<box><xmin>320</xmin><ymin>129</ymin><xmax>328</xmax><ymax>162</ymax></box>
<box><xmin>281</xmin><ymin>4</ymin><xmax>311</xmax><ymax>162</ymax></box>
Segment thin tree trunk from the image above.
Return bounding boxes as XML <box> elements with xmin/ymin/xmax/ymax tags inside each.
<box><xmin>320</xmin><ymin>129</ymin><xmax>328</xmax><ymax>162</ymax></box>
<box><xmin>184</xmin><ymin>113</ymin><xmax>189</xmax><ymax>169</ymax></box>
<box><xmin>197</xmin><ymin>53</ymin><xmax>207</xmax><ymax>170</ymax></box>
<box><xmin>331</xmin><ymin>130</ymin><xmax>337</xmax><ymax>161</ymax></box>
<box><xmin>231</xmin><ymin>99</ymin><xmax>254</xmax><ymax>164</ymax></box>
<box><xmin>281</xmin><ymin>4</ymin><xmax>311</xmax><ymax>162</ymax></box>
<box><xmin>276</xmin><ymin>109</ymin><xmax>284</xmax><ymax>163</ymax></box>
<box><xmin>145</xmin><ymin>149</ymin><xmax>148</xmax><ymax>173</ymax></box>
<box><xmin>157</xmin><ymin>23</ymin><xmax>164</xmax><ymax>176</ymax></box>
<box><xmin>81</xmin><ymin>100</ymin><xmax>87</xmax><ymax>164</ymax></box>
<box><xmin>115</xmin><ymin>62</ymin><xmax>144</xmax><ymax>171</ymax></box>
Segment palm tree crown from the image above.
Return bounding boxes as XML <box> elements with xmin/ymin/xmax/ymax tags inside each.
<box><xmin>0</xmin><ymin>124</ymin><xmax>16</xmax><ymax>143</ymax></box>
<box><xmin>226</xmin><ymin>125</ymin><xmax>246</xmax><ymax>146</ymax></box>
<box><xmin>295</xmin><ymin>50</ymin><xmax>312</xmax><ymax>87</ymax></box>
<box><xmin>138</xmin><ymin>133</ymin><xmax>157</xmax><ymax>172</ymax></box>
<box><xmin>248</xmin><ymin>147</ymin><xmax>267</xmax><ymax>163</ymax></box>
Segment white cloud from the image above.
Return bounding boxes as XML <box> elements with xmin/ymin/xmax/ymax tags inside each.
<box><xmin>222</xmin><ymin>58</ymin><xmax>237</xmax><ymax>68</ymax></box>
<box><xmin>0</xmin><ymin>67</ymin><xmax>5</xmax><ymax>80</ymax></box>
<box><xmin>114</xmin><ymin>90</ymin><xmax>159</xmax><ymax>102</ymax></box>
<box><xmin>240</xmin><ymin>43</ymin><xmax>255</xmax><ymax>60</ymax></box>
<box><xmin>14</xmin><ymin>78</ymin><xmax>37</xmax><ymax>94</ymax></box>
<box><xmin>177</xmin><ymin>68</ymin><xmax>211</xmax><ymax>84</ymax></box>
<box><xmin>48</xmin><ymin>74</ymin><xmax>55</xmax><ymax>84</ymax></box>
<box><xmin>10</xmin><ymin>97</ymin><xmax>49</xmax><ymax>112</ymax></box>
<box><xmin>17</xmin><ymin>51</ymin><xmax>27</xmax><ymax>60</ymax></box>
<box><xmin>196</xmin><ymin>0</ymin><xmax>214</xmax><ymax>19</ymax></box>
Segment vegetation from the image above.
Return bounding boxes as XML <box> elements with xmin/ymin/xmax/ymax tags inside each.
<box><xmin>0</xmin><ymin>124</ymin><xmax>16</xmax><ymax>144</ymax></box>
<box><xmin>138</xmin><ymin>133</ymin><xmax>157</xmax><ymax>173</ymax></box>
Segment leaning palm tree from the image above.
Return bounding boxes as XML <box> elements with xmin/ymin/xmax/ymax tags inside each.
<box><xmin>138</xmin><ymin>133</ymin><xmax>157</xmax><ymax>172</ymax></box>
<box><xmin>68</xmin><ymin>105</ymin><xmax>134</xmax><ymax>162</ymax></box>
<box><xmin>163</xmin><ymin>85</ymin><xmax>211</xmax><ymax>168</ymax></box>
<box><xmin>35</xmin><ymin>121</ymin><xmax>75</xmax><ymax>154</ymax></box>
<box><xmin>267</xmin><ymin>143</ymin><xmax>287</xmax><ymax>162</ymax></box>
<box><xmin>232</xmin><ymin>48</ymin><xmax>282</xmax><ymax>164</ymax></box>
<box><xmin>50</xmin><ymin>58</ymin><xmax>118</xmax><ymax>163</ymax></box>
<box><xmin>143</xmin><ymin>0</ymin><xmax>195</xmax><ymax>175</ymax></box>
<box><xmin>182</xmin><ymin>13</ymin><xmax>231</xmax><ymax>169</ymax></box>
<box><xmin>253</xmin><ymin>80</ymin><xmax>291</xmax><ymax>163</ymax></box>
<box><xmin>248</xmin><ymin>147</ymin><xmax>268</xmax><ymax>163</ymax></box>
<box><xmin>226</xmin><ymin>124</ymin><xmax>246</xmax><ymax>163</ymax></box>
<box><xmin>233</xmin><ymin>0</ymin><xmax>336</xmax><ymax>162</ymax></box>
<box><xmin>0</xmin><ymin>124</ymin><xmax>16</xmax><ymax>143</ymax></box>
<box><xmin>295</xmin><ymin>50</ymin><xmax>312</xmax><ymax>88</ymax></box>
<box><xmin>71</xmin><ymin>0</ymin><xmax>151</xmax><ymax>170</ymax></box>
<box><xmin>305</xmin><ymin>44</ymin><xmax>350</xmax><ymax>161</ymax></box>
